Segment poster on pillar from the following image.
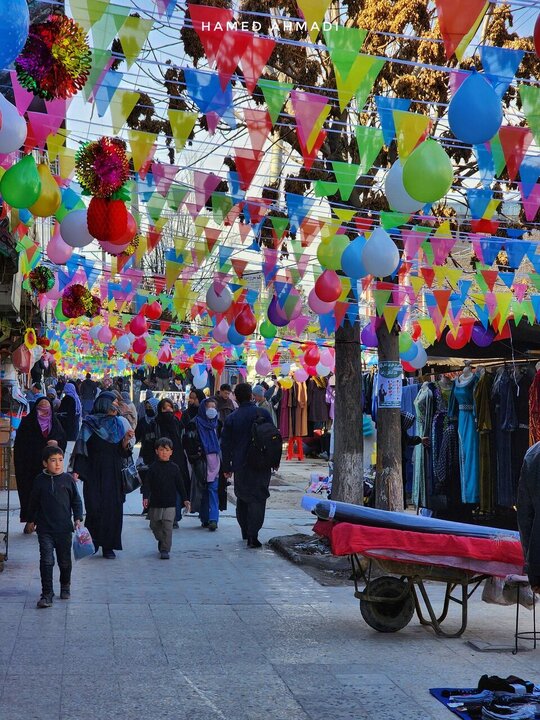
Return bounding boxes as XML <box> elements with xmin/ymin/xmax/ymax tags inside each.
<box><xmin>378</xmin><ymin>361</ymin><xmax>403</xmax><ymax>409</ymax></box>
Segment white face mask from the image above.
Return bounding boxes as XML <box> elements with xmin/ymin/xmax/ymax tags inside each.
<box><xmin>206</xmin><ymin>408</ymin><xmax>218</xmax><ymax>420</ymax></box>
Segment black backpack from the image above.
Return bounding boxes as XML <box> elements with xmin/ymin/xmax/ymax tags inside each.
<box><xmin>246</xmin><ymin>412</ymin><xmax>283</xmax><ymax>470</ymax></box>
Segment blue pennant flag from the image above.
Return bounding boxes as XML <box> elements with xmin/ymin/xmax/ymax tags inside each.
<box><xmin>479</xmin><ymin>45</ymin><xmax>525</xmax><ymax>99</ymax></box>
<box><xmin>374</xmin><ymin>96</ymin><xmax>411</xmax><ymax>146</ymax></box>
<box><xmin>95</xmin><ymin>70</ymin><xmax>123</xmax><ymax>117</ymax></box>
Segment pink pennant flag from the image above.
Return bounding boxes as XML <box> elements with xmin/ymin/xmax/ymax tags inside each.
<box><xmin>430</xmin><ymin>236</ymin><xmax>456</xmax><ymax>265</ymax></box>
<box><xmin>513</xmin><ymin>283</ymin><xmax>527</xmax><ymax>302</ymax></box>
<box><xmin>244</xmin><ymin>108</ymin><xmax>272</xmax><ymax>153</ymax></box>
<box><xmin>193</xmin><ymin>171</ymin><xmax>223</xmax><ymax>211</ymax></box>
<box><xmin>290</xmin><ymin>314</ymin><xmax>310</xmax><ymax>335</ymax></box>
<box><xmin>151</xmin><ymin>162</ymin><xmax>179</xmax><ymax>197</ymax></box>
<box><xmin>290</xmin><ymin>90</ymin><xmax>329</xmax><ymax>150</ymax></box>
<box><xmin>402</xmin><ymin>229</ymin><xmax>426</xmax><ymax>260</ymax></box>
<box><xmin>206</xmin><ymin>111</ymin><xmax>221</xmax><ymax>135</ymax></box>
<box><xmin>449</xmin><ymin>70</ymin><xmax>469</xmax><ymax>95</ymax></box>
<box><xmin>470</xmin><ymin>237</ymin><xmax>485</xmax><ymax>264</ymax></box>
<box><xmin>184</xmin><ymin>202</ymin><xmax>201</xmax><ymax>222</ymax></box>
<box><xmin>27</xmin><ymin>112</ymin><xmax>66</xmax><ymax>150</ymax></box>
<box><xmin>297</xmin><ymin>254</ymin><xmax>310</xmax><ymax>279</ymax></box>
<box><xmin>519</xmin><ymin>182</ymin><xmax>540</xmax><ymax>222</ymax></box>
<box><xmin>238</xmin><ymin>221</ymin><xmax>253</xmax><ymax>245</ymax></box>
<box><xmin>485</xmin><ymin>292</ymin><xmax>497</xmax><ymax>318</ymax></box>
<box><xmin>10</xmin><ymin>71</ymin><xmax>33</xmax><ymax>114</ymax></box>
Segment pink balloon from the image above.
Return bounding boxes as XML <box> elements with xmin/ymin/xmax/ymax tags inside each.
<box><xmin>130</xmin><ymin>314</ymin><xmax>148</xmax><ymax>337</ymax></box>
<box><xmin>320</xmin><ymin>347</ymin><xmax>334</xmax><ymax>367</ymax></box>
<box><xmin>97</xmin><ymin>326</ymin><xmax>113</xmax><ymax>344</ymax></box>
<box><xmin>47</xmin><ymin>223</ymin><xmax>73</xmax><ymax>264</ymax></box>
<box><xmin>294</xmin><ymin>368</ymin><xmax>308</xmax><ymax>382</ymax></box>
<box><xmin>212</xmin><ymin>318</ymin><xmax>229</xmax><ymax>344</ymax></box>
<box><xmin>99</xmin><ymin>239</ymin><xmax>130</xmax><ymax>255</ymax></box>
<box><xmin>308</xmin><ymin>288</ymin><xmax>336</xmax><ymax>315</ymax></box>
<box><xmin>255</xmin><ymin>355</ymin><xmax>271</xmax><ymax>376</ymax></box>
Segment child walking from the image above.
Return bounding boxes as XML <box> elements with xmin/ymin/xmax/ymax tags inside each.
<box><xmin>27</xmin><ymin>445</ymin><xmax>83</xmax><ymax>608</ymax></box>
<box><xmin>145</xmin><ymin>437</ymin><xmax>189</xmax><ymax>559</ymax></box>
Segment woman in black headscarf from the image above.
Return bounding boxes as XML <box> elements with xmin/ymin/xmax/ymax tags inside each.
<box><xmin>180</xmin><ymin>389</ymin><xmax>206</xmax><ymax>430</ymax></box>
<box><xmin>72</xmin><ymin>392</ymin><xmax>134</xmax><ymax>558</ymax></box>
<box><xmin>14</xmin><ymin>396</ymin><xmax>67</xmax><ymax>533</ymax></box>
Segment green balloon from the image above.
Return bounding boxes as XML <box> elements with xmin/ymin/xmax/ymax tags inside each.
<box><xmin>399</xmin><ymin>331</ymin><xmax>413</xmax><ymax>353</ymax></box>
<box><xmin>317</xmin><ymin>234</ymin><xmax>349</xmax><ymax>270</ymax></box>
<box><xmin>402</xmin><ymin>139</ymin><xmax>453</xmax><ymax>204</ymax></box>
<box><xmin>54</xmin><ymin>299</ymin><xmax>69</xmax><ymax>322</ymax></box>
<box><xmin>259</xmin><ymin>319</ymin><xmax>277</xmax><ymax>339</ymax></box>
<box><xmin>0</xmin><ymin>154</ymin><xmax>41</xmax><ymax>208</ymax></box>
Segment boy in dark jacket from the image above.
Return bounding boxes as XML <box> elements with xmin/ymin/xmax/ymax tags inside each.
<box><xmin>27</xmin><ymin>446</ymin><xmax>83</xmax><ymax>608</ymax></box>
<box><xmin>145</xmin><ymin>437</ymin><xmax>189</xmax><ymax>559</ymax></box>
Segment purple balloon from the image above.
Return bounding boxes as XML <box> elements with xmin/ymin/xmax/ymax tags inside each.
<box><xmin>361</xmin><ymin>323</ymin><xmax>379</xmax><ymax>348</ymax></box>
<box><xmin>267</xmin><ymin>296</ymin><xmax>289</xmax><ymax>327</ymax></box>
<box><xmin>471</xmin><ymin>324</ymin><xmax>495</xmax><ymax>348</ymax></box>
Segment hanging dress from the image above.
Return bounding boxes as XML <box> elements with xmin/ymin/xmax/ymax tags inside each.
<box><xmin>529</xmin><ymin>370</ymin><xmax>540</xmax><ymax>446</ymax></box>
<box><xmin>453</xmin><ymin>374</ymin><xmax>480</xmax><ymax>504</ymax></box>
<box><xmin>412</xmin><ymin>383</ymin><xmax>434</xmax><ymax>508</ymax></box>
<box><xmin>473</xmin><ymin>372</ymin><xmax>495</xmax><ymax>513</ymax></box>
<box><xmin>491</xmin><ymin>369</ymin><xmax>518</xmax><ymax>508</ymax></box>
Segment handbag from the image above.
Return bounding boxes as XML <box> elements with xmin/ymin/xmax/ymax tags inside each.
<box><xmin>121</xmin><ymin>456</ymin><xmax>141</xmax><ymax>494</ymax></box>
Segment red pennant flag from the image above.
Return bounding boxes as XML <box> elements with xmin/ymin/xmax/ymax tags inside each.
<box><xmin>244</xmin><ymin>108</ymin><xmax>272</xmax><ymax>153</ymax></box>
<box><xmin>470</xmin><ymin>218</ymin><xmax>499</xmax><ymax>234</ymax></box>
<box><xmin>499</xmin><ymin>126</ymin><xmax>533</xmax><ymax>181</ymax></box>
<box><xmin>241</xmin><ymin>35</ymin><xmax>276</xmax><ymax>94</ymax></box>
<box><xmin>435</xmin><ymin>0</ymin><xmax>488</xmax><ymax>59</ymax></box>
<box><xmin>215</xmin><ymin>30</ymin><xmax>252</xmax><ymax>89</ymax></box>
<box><xmin>147</xmin><ymin>225</ymin><xmax>163</xmax><ymax>252</ymax></box>
<box><xmin>300</xmin><ymin>217</ymin><xmax>322</xmax><ymax>247</ymax></box>
<box><xmin>333</xmin><ymin>301</ymin><xmax>349</xmax><ymax>329</ymax></box>
<box><xmin>420</xmin><ymin>267</ymin><xmax>435</xmax><ymax>287</ymax></box>
<box><xmin>234</xmin><ymin>148</ymin><xmax>264</xmax><ymax>190</ymax></box>
<box><xmin>154</xmin><ymin>277</ymin><xmax>166</xmax><ymax>293</ymax></box>
<box><xmin>433</xmin><ymin>289</ymin><xmax>452</xmax><ymax>316</ymax></box>
<box><xmin>481</xmin><ymin>270</ymin><xmax>499</xmax><ymax>292</ymax></box>
<box><xmin>204</xmin><ymin>227</ymin><xmax>221</xmax><ymax>250</ymax></box>
<box><xmin>354</xmin><ymin>217</ymin><xmax>374</xmax><ymax>233</ymax></box>
<box><xmin>231</xmin><ymin>258</ymin><xmax>248</xmax><ymax>278</ymax></box>
<box><xmin>188</xmin><ymin>4</ymin><xmax>233</xmax><ymax>65</ymax></box>
<box><xmin>160</xmin><ymin>320</ymin><xmax>172</xmax><ymax>333</ymax></box>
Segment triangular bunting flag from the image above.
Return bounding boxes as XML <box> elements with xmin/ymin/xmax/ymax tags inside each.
<box><xmin>434</xmin><ymin>0</ymin><xmax>489</xmax><ymax>60</ymax></box>
<box><xmin>167</xmin><ymin>109</ymin><xmax>197</xmax><ymax>154</ymax></box>
<box><xmin>258</xmin><ymin>79</ymin><xmax>293</xmax><ymax>126</ymax></box>
<box><xmin>129</xmin><ymin>130</ymin><xmax>157</xmax><ymax>173</ymax></box>
<box><xmin>375</xmin><ymin>96</ymin><xmax>411</xmax><ymax>146</ymax></box>
<box><xmin>393</xmin><ymin>110</ymin><xmax>431</xmax><ymax>160</ymax></box>
<box><xmin>240</xmin><ymin>36</ymin><xmax>276</xmax><ymax>94</ymax></box>
<box><xmin>296</xmin><ymin>0</ymin><xmax>333</xmax><ymax>42</ymax></box>
<box><xmin>117</xmin><ymin>15</ymin><xmax>154</xmax><ymax>68</ymax></box>
<box><xmin>498</xmin><ymin>126</ymin><xmax>533</xmax><ymax>181</ymax></box>
<box><xmin>356</xmin><ymin>126</ymin><xmax>384</xmax><ymax>175</ymax></box>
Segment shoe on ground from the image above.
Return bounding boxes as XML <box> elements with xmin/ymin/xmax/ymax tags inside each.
<box><xmin>60</xmin><ymin>587</ymin><xmax>70</xmax><ymax>600</ymax></box>
<box><xmin>102</xmin><ymin>550</ymin><xmax>116</xmax><ymax>559</ymax></box>
<box><xmin>160</xmin><ymin>551</ymin><xmax>170</xmax><ymax>560</ymax></box>
<box><xmin>247</xmin><ymin>536</ymin><xmax>262</xmax><ymax>548</ymax></box>
<box><xmin>172</xmin><ymin>521</ymin><xmax>179</xmax><ymax>529</ymax></box>
<box><xmin>36</xmin><ymin>595</ymin><xmax>53</xmax><ymax>608</ymax></box>
<box><xmin>201</xmin><ymin>522</ymin><xmax>209</xmax><ymax>528</ymax></box>
<box><xmin>208</xmin><ymin>521</ymin><xmax>218</xmax><ymax>531</ymax></box>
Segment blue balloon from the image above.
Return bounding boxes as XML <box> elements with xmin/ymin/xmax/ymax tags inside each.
<box><xmin>448</xmin><ymin>71</ymin><xmax>502</xmax><ymax>145</ymax></box>
<box><xmin>341</xmin><ymin>235</ymin><xmax>368</xmax><ymax>279</ymax></box>
<box><xmin>400</xmin><ymin>342</ymin><xmax>419</xmax><ymax>362</ymax></box>
<box><xmin>227</xmin><ymin>325</ymin><xmax>245</xmax><ymax>346</ymax></box>
<box><xmin>0</xmin><ymin>0</ymin><xmax>29</xmax><ymax>70</ymax></box>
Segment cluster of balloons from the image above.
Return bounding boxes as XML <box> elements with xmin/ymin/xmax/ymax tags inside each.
<box><xmin>361</xmin><ymin>322</ymin><xmax>427</xmax><ymax>371</ymax></box>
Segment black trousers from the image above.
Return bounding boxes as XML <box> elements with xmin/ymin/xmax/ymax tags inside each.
<box><xmin>235</xmin><ymin>498</ymin><xmax>267</xmax><ymax>539</ymax></box>
<box><xmin>38</xmin><ymin>532</ymin><xmax>72</xmax><ymax>597</ymax></box>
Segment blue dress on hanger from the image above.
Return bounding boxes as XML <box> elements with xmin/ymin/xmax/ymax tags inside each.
<box><xmin>452</xmin><ymin>375</ymin><xmax>480</xmax><ymax>504</ymax></box>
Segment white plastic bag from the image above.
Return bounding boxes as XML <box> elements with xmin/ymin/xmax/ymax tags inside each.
<box><xmin>72</xmin><ymin>526</ymin><xmax>95</xmax><ymax>560</ymax></box>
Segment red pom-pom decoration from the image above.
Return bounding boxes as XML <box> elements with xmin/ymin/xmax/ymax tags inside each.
<box><xmin>87</xmin><ymin>197</ymin><xmax>129</xmax><ymax>244</ymax></box>
<box><xmin>15</xmin><ymin>15</ymin><xmax>91</xmax><ymax>100</ymax></box>
<box><xmin>28</xmin><ymin>266</ymin><xmax>54</xmax><ymax>294</ymax></box>
<box><xmin>62</xmin><ymin>283</ymin><xmax>101</xmax><ymax>319</ymax></box>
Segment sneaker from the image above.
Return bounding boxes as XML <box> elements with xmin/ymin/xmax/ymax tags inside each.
<box><xmin>60</xmin><ymin>587</ymin><xmax>71</xmax><ymax>600</ymax></box>
<box><xmin>160</xmin><ymin>551</ymin><xmax>170</xmax><ymax>560</ymax></box>
<box><xmin>36</xmin><ymin>595</ymin><xmax>53</xmax><ymax>608</ymax></box>
<box><xmin>208</xmin><ymin>521</ymin><xmax>218</xmax><ymax>532</ymax></box>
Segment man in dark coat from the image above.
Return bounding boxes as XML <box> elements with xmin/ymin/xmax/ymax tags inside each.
<box><xmin>220</xmin><ymin>382</ymin><xmax>274</xmax><ymax>548</ymax></box>
<box><xmin>79</xmin><ymin>373</ymin><xmax>98</xmax><ymax>417</ymax></box>
<box><xmin>517</xmin><ymin>443</ymin><xmax>540</xmax><ymax>591</ymax></box>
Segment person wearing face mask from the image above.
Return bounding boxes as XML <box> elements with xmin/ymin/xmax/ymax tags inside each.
<box><xmin>71</xmin><ymin>392</ymin><xmax>134</xmax><ymax>559</ymax></box>
<box><xmin>180</xmin><ymin>389</ymin><xmax>206</xmax><ymax>430</ymax></box>
<box><xmin>13</xmin><ymin>396</ymin><xmax>67</xmax><ymax>533</ymax></box>
<box><xmin>183</xmin><ymin>399</ymin><xmax>222</xmax><ymax>530</ymax></box>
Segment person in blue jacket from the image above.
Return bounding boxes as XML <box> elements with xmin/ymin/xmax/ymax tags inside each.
<box><xmin>220</xmin><ymin>382</ymin><xmax>274</xmax><ymax>548</ymax></box>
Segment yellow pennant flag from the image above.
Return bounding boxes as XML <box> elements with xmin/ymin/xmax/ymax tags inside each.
<box><xmin>445</xmin><ymin>268</ymin><xmax>463</xmax><ymax>288</ymax></box>
<box><xmin>110</xmin><ymin>90</ymin><xmax>141</xmax><ymax>134</ymax></box>
<box><xmin>58</xmin><ymin>147</ymin><xmax>77</xmax><ymax>179</ymax></box>
<box><xmin>383</xmin><ymin>306</ymin><xmax>400</xmax><ymax>331</ymax></box>
<box><xmin>393</xmin><ymin>110</ymin><xmax>431</xmax><ymax>160</ymax></box>
<box><xmin>306</xmin><ymin>105</ymin><xmax>332</xmax><ymax>152</ymax></box>
<box><xmin>418</xmin><ymin>318</ymin><xmax>437</xmax><ymax>345</ymax></box>
<box><xmin>135</xmin><ymin>234</ymin><xmax>147</xmax><ymax>264</ymax></box>
<box><xmin>69</xmin><ymin>0</ymin><xmax>108</xmax><ymax>32</ymax></box>
<box><xmin>168</xmin><ymin>110</ymin><xmax>198</xmax><ymax>154</ymax></box>
<box><xmin>46</xmin><ymin>130</ymin><xmax>70</xmax><ymax>163</ymax></box>
<box><xmin>495</xmin><ymin>292</ymin><xmax>513</xmax><ymax>325</ymax></box>
<box><xmin>409</xmin><ymin>276</ymin><xmax>425</xmax><ymax>297</ymax></box>
<box><xmin>117</xmin><ymin>16</ymin><xmax>154</xmax><ymax>68</ymax></box>
<box><xmin>194</xmin><ymin>216</ymin><xmax>210</xmax><ymax>238</ymax></box>
<box><xmin>128</xmin><ymin>129</ymin><xmax>157</xmax><ymax>172</ymax></box>
<box><xmin>335</xmin><ymin>55</ymin><xmax>385</xmax><ymax>112</ymax></box>
<box><xmin>296</xmin><ymin>0</ymin><xmax>332</xmax><ymax>42</ymax></box>
<box><xmin>333</xmin><ymin>208</ymin><xmax>357</xmax><ymax>223</ymax></box>
<box><xmin>174</xmin><ymin>236</ymin><xmax>189</xmax><ymax>255</ymax></box>
<box><xmin>433</xmin><ymin>219</ymin><xmax>452</xmax><ymax>238</ymax></box>
<box><xmin>482</xmin><ymin>198</ymin><xmax>500</xmax><ymax>219</ymax></box>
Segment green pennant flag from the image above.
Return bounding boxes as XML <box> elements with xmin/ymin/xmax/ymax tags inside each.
<box><xmin>91</xmin><ymin>3</ymin><xmax>130</xmax><ymax>51</ymax></box>
<box><xmin>212</xmin><ymin>193</ymin><xmax>233</xmax><ymax>224</ymax></box>
<box><xmin>331</xmin><ymin>160</ymin><xmax>360</xmax><ymax>201</ymax></box>
<box><xmin>356</xmin><ymin>126</ymin><xmax>384</xmax><ymax>175</ymax></box>
<box><xmin>324</xmin><ymin>25</ymin><xmax>367</xmax><ymax>79</ymax></box>
<box><xmin>167</xmin><ymin>184</ymin><xmax>189</xmax><ymax>211</ymax></box>
<box><xmin>519</xmin><ymin>84</ymin><xmax>540</xmax><ymax>145</ymax></box>
<box><xmin>529</xmin><ymin>273</ymin><xmax>540</xmax><ymax>292</ymax></box>
<box><xmin>380</xmin><ymin>211</ymin><xmax>410</xmax><ymax>230</ymax></box>
<box><xmin>70</xmin><ymin>0</ymin><xmax>108</xmax><ymax>32</ymax></box>
<box><xmin>475</xmin><ymin>271</ymin><xmax>488</xmax><ymax>293</ymax></box>
<box><xmin>373</xmin><ymin>289</ymin><xmax>392</xmax><ymax>315</ymax></box>
<box><xmin>269</xmin><ymin>216</ymin><xmax>289</xmax><ymax>240</ymax></box>
<box><xmin>83</xmin><ymin>48</ymin><xmax>113</xmax><ymax>101</ymax></box>
<box><xmin>421</xmin><ymin>239</ymin><xmax>434</xmax><ymax>265</ymax></box>
<box><xmin>335</xmin><ymin>55</ymin><xmax>384</xmax><ymax>112</ymax></box>
<box><xmin>314</xmin><ymin>180</ymin><xmax>338</xmax><ymax>197</ymax></box>
<box><xmin>147</xmin><ymin>192</ymin><xmax>166</xmax><ymax>223</ymax></box>
<box><xmin>258</xmin><ymin>79</ymin><xmax>294</xmax><ymax>125</ymax></box>
<box><xmin>491</xmin><ymin>134</ymin><xmax>506</xmax><ymax>177</ymax></box>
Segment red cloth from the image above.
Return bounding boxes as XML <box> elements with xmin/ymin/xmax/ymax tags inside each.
<box><xmin>314</xmin><ymin>520</ymin><xmax>524</xmax><ymax>577</ymax></box>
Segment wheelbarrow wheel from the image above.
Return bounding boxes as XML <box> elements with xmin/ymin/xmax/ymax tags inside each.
<box><xmin>360</xmin><ymin>576</ymin><xmax>414</xmax><ymax>633</ymax></box>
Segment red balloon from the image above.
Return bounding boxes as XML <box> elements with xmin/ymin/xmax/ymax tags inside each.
<box><xmin>145</xmin><ymin>300</ymin><xmax>162</xmax><ymax>320</ymax></box>
<box><xmin>158</xmin><ymin>344</ymin><xmax>172</xmax><ymax>363</ymax></box>
<box><xmin>307</xmin><ymin>365</ymin><xmax>318</xmax><ymax>377</ymax></box>
<box><xmin>132</xmin><ymin>337</ymin><xmax>147</xmax><ymax>354</ymax></box>
<box><xmin>193</xmin><ymin>350</ymin><xmax>205</xmax><ymax>364</ymax></box>
<box><xmin>445</xmin><ymin>326</ymin><xmax>468</xmax><ymax>350</ymax></box>
<box><xmin>304</xmin><ymin>345</ymin><xmax>320</xmax><ymax>366</ymax></box>
<box><xmin>234</xmin><ymin>304</ymin><xmax>256</xmax><ymax>336</ymax></box>
<box><xmin>535</xmin><ymin>14</ymin><xmax>540</xmax><ymax>57</ymax></box>
<box><xmin>211</xmin><ymin>353</ymin><xmax>226</xmax><ymax>372</ymax></box>
<box><xmin>314</xmin><ymin>270</ymin><xmax>342</xmax><ymax>303</ymax></box>
<box><xmin>130</xmin><ymin>314</ymin><xmax>148</xmax><ymax>337</ymax></box>
<box><xmin>402</xmin><ymin>360</ymin><xmax>416</xmax><ymax>373</ymax></box>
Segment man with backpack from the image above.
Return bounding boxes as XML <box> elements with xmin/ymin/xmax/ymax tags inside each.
<box><xmin>220</xmin><ymin>382</ymin><xmax>282</xmax><ymax>548</ymax></box>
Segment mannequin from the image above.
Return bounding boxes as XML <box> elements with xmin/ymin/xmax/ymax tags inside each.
<box><xmin>458</xmin><ymin>360</ymin><xmax>474</xmax><ymax>383</ymax></box>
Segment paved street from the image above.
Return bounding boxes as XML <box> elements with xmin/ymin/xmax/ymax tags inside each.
<box><xmin>1</xmin><ymin>480</ymin><xmax>540</xmax><ymax>719</ymax></box>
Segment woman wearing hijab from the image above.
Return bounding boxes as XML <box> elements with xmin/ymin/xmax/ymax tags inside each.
<box><xmin>13</xmin><ymin>396</ymin><xmax>67</xmax><ymax>533</ymax></box>
<box><xmin>58</xmin><ymin>382</ymin><xmax>82</xmax><ymax>442</ymax></box>
<box><xmin>114</xmin><ymin>390</ymin><xmax>137</xmax><ymax>431</ymax></box>
<box><xmin>135</xmin><ymin>395</ymin><xmax>160</xmax><ymax>513</ymax></box>
<box><xmin>46</xmin><ymin>387</ymin><xmax>61</xmax><ymax>411</ymax></box>
<box><xmin>72</xmin><ymin>392</ymin><xmax>134</xmax><ymax>558</ymax></box>
<box><xmin>180</xmin><ymin>389</ymin><xmax>206</xmax><ymax>430</ymax></box>
<box><xmin>187</xmin><ymin>398</ymin><xmax>221</xmax><ymax>530</ymax></box>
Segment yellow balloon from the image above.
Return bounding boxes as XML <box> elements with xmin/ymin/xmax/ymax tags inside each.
<box><xmin>145</xmin><ymin>352</ymin><xmax>159</xmax><ymax>367</ymax></box>
<box><xmin>278</xmin><ymin>376</ymin><xmax>293</xmax><ymax>389</ymax></box>
<box><xmin>29</xmin><ymin>164</ymin><xmax>61</xmax><ymax>217</ymax></box>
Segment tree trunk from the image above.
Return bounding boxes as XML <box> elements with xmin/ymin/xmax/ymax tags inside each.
<box><xmin>375</xmin><ymin>322</ymin><xmax>403</xmax><ymax>511</ymax></box>
<box><xmin>332</xmin><ymin>319</ymin><xmax>363</xmax><ymax>504</ymax></box>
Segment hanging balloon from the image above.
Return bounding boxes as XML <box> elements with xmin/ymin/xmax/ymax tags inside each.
<box><xmin>304</xmin><ymin>345</ymin><xmax>321</xmax><ymax>367</ymax></box>
<box><xmin>0</xmin><ymin>154</ymin><xmax>41</xmax><ymax>208</ymax></box>
<box><xmin>341</xmin><ymin>235</ymin><xmax>368</xmax><ymax>279</ymax></box>
<box><xmin>267</xmin><ymin>295</ymin><xmax>289</xmax><ymax>327</ymax></box>
<box><xmin>259</xmin><ymin>319</ymin><xmax>277</xmax><ymax>339</ymax></box>
<box><xmin>308</xmin><ymin>288</ymin><xmax>336</xmax><ymax>315</ymax></box>
<box><xmin>400</xmin><ymin>341</ymin><xmax>419</xmax><ymax>363</ymax></box>
<box><xmin>60</xmin><ymin>209</ymin><xmax>94</xmax><ymax>248</ymax></box>
<box><xmin>317</xmin><ymin>234</ymin><xmax>349</xmax><ymax>271</ymax></box>
<box><xmin>319</xmin><ymin>347</ymin><xmax>335</xmax><ymax>368</ymax></box>
<box><xmin>361</xmin><ymin>227</ymin><xmax>400</xmax><ymax>278</ymax></box>
<box><xmin>213</xmin><ymin>318</ymin><xmax>229</xmax><ymax>343</ymax></box>
<box><xmin>316</xmin><ymin>362</ymin><xmax>331</xmax><ymax>377</ymax></box>
<box><xmin>132</xmin><ymin>337</ymin><xmax>147</xmax><ymax>354</ymax></box>
<box><xmin>384</xmin><ymin>160</ymin><xmax>424</xmax><ymax>214</ymax></box>
<box><xmin>0</xmin><ymin>93</ymin><xmax>27</xmax><ymax>153</ymax></box>
<box><xmin>211</xmin><ymin>353</ymin><xmax>226</xmax><ymax>373</ymax></box>
<box><xmin>278</xmin><ymin>377</ymin><xmax>293</xmax><ymax>389</ymax></box>
<box><xmin>99</xmin><ymin>239</ymin><xmax>130</xmax><ymax>256</ymax></box>
<box><xmin>280</xmin><ymin>363</ymin><xmax>291</xmax><ymax>375</ymax></box>
<box><xmin>446</xmin><ymin>327</ymin><xmax>469</xmax><ymax>350</ymax></box>
<box><xmin>314</xmin><ymin>270</ymin><xmax>342</xmax><ymax>303</ymax></box>
<box><xmin>360</xmin><ymin>323</ymin><xmax>378</xmax><ymax>348</ymax></box>
<box><xmin>129</xmin><ymin>314</ymin><xmax>148</xmax><ymax>337</ymax></box>
<box><xmin>448</xmin><ymin>71</ymin><xmax>502</xmax><ymax>145</ymax></box>
<box><xmin>206</xmin><ymin>283</ymin><xmax>233</xmax><ymax>313</ymax></box>
<box><xmin>145</xmin><ymin>301</ymin><xmax>163</xmax><ymax>321</ymax></box>
<box><xmin>89</xmin><ymin>324</ymin><xmax>102</xmax><ymax>341</ymax></box>
<box><xmin>535</xmin><ymin>14</ymin><xmax>540</xmax><ymax>57</ymax></box>
<box><xmin>399</xmin><ymin>332</ymin><xmax>414</xmax><ymax>354</ymax></box>
<box><xmin>227</xmin><ymin>324</ymin><xmax>245</xmax><ymax>345</ymax></box>
<box><xmin>0</xmin><ymin>0</ymin><xmax>29</xmax><ymax>70</ymax></box>
<box><xmin>234</xmin><ymin>304</ymin><xmax>257</xmax><ymax>336</ymax></box>
<box><xmin>471</xmin><ymin>324</ymin><xmax>495</xmax><ymax>348</ymax></box>
<box><xmin>29</xmin><ymin>164</ymin><xmax>61</xmax><ymax>217</ymax></box>
<box><xmin>115</xmin><ymin>334</ymin><xmax>131</xmax><ymax>354</ymax></box>
<box><xmin>409</xmin><ymin>343</ymin><xmax>427</xmax><ymax>370</ymax></box>
<box><xmin>294</xmin><ymin>368</ymin><xmax>308</xmax><ymax>383</ymax></box>
<box><xmin>97</xmin><ymin>325</ymin><xmax>113</xmax><ymax>344</ymax></box>
<box><xmin>193</xmin><ymin>370</ymin><xmax>208</xmax><ymax>389</ymax></box>
<box><xmin>255</xmin><ymin>355</ymin><xmax>271</xmax><ymax>376</ymax></box>
<box><xmin>145</xmin><ymin>352</ymin><xmax>159</xmax><ymax>368</ymax></box>
<box><xmin>402</xmin><ymin>139</ymin><xmax>453</xmax><ymax>204</ymax></box>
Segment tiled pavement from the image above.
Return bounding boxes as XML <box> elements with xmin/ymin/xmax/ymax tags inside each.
<box><xmin>1</xmin><ymin>490</ymin><xmax>540</xmax><ymax>719</ymax></box>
